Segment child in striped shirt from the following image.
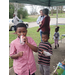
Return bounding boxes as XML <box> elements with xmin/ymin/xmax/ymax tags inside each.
<box><xmin>38</xmin><ymin>32</ymin><xmax>53</xmax><ymax>75</ymax></box>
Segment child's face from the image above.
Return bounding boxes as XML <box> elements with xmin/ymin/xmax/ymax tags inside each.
<box><xmin>42</xmin><ymin>34</ymin><xmax>49</xmax><ymax>42</ymax></box>
<box><xmin>55</xmin><ymin>29</ymin><xmax>57</xmax><ymax>32</ymax></box>
<box><xmin>16</xmin><ymin>27</ymin><xmax>27</xmax><ymax>38</ymax></box>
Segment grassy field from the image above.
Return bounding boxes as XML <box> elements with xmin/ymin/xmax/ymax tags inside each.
<box><xmin>22</xmin><ymin>13</ymin><xmax>65</xmax><ymax>22</ymax></box>
<box><xmin>9</xmin><ymin>25</ymin><xmax>65</xmax><ymax>68</ymax></box>
<box><xmin>49</xmin><ymin>13</ymin><xmax>65</xmax><ymax>18</ymax></box>
<box><xmin>22</xmin><ymin>17</ymin><xmax>37</xmax><ymax>22</ymax></box>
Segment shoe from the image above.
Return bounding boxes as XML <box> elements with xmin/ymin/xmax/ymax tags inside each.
<box><xmin>58</xmin><ymin>44</ymin><xmax>59</xmax><ymax>47</ymax></box>
<box><xmin>54</xmin><ymin>46</ymin><xmax>57</xmax><ymax>49</ymax></box>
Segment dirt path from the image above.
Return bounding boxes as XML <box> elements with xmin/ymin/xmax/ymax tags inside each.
<box><xmin>9</xmin><ymin>38</ymin><xmax>65</xmax><ymax>75</ymax></box>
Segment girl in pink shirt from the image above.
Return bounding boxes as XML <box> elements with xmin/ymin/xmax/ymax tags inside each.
<box><xmin>10</xmin><ymin>23</ymin><xmax>38</xmax><ymax>75</ymax></box>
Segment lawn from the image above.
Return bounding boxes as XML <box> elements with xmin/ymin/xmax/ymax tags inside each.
<box><xmin>22</xmin><ymin>17</ymin><xmax>38</xmax><ymax>22</ymax></box>
<box><xmin>9</xmin><ymin>25</ymin><xmax>65</xmax><ymax>68</ymax></box>
<box><xmin>49</xmin><ymin>13</ymin><xmax>65</xmax><ymax>18</ymax></box>
<box><xmin>22</xmin><ymin>13</ymin><xmax>65</xmax><ymax>22</ymax></box>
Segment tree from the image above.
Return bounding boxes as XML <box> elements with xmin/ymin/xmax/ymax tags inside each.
<box><xmin>9</xmin><ymin>4</ymin><xmax>14</xmax><ymax>18</ymax></box>
<box><xmin>18</xmin><ymin>8</ymin><xmax>28</xmax><ymax>19</ymax></box>
<box><xmin>10</xmin><ymin>3</ymin><xmax>25</xmax><ymax>16</ymax></box>
<box><xmin>30</xmin><ymin>5</ymin><xmax>38</xmax><ymax>15</ymax></box>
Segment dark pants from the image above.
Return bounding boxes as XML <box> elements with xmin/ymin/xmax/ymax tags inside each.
<box><xmin>14</xmin><ymin>25</ymin><xmax>16</xmax><ymax>32</ymax></box>
<box><xmin>40</xmin><ymin>30</ymin><xmax>43</xmax><ymax>42</ymax></box>
<box><xmin>15</xmin><ymin>72</ymin><xmax>35</xmax><ymax>75</ymax></box>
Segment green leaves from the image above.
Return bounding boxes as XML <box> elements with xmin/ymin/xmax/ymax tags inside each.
<box><xmin>9</xmin><ymin>4</ymin><xmax>14</xmax><ymax>18</ymax></box>
<box><xmin>18</xmin><ymin>8</ymin><xmax>28</xmax><ymax>19</ymax></box>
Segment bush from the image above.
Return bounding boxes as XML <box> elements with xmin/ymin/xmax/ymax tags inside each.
<box><xmin>18</xmin><ymin>8</ymin><xmax>28</xmax><ymax>19</ymax></box>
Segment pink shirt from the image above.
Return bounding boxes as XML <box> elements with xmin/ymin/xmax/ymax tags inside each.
<box><xmin>10</xmin><ymin>37</ymin><xmax>37</xmax><ymax>75</ymax></box>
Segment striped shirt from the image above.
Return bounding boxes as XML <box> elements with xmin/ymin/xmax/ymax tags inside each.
<box><xmin>38</xmin><ymin>42</ymin><xmax>52</xmax><ymax>66</ymax></box>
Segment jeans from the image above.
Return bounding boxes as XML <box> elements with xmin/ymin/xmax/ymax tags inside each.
<box><xmin>14</xmin><ymin>25</ymin><xmax>16</xmax><ymax>32</ymax></box>
<box><xmin>40</xmin><ymin>30</ymin><xmax>43</xmax><ymax>41</ymax></box>
<box><xmin>39</xmin><ymin>64</ymin><xmax>50</xmax><ymax>75</ymax></box>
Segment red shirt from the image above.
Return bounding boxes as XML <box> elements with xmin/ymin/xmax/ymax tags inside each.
<box><xmin>38</xmin><ymin>16</ymin><xmax>50</xmax><ymax>34</ymax></box>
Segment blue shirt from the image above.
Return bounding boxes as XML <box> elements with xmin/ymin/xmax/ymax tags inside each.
<box><xmin>36</xmin><ymin>16</ymin><xmax>45</xmax><ymax>24</ymax></box>
<box><xmin>37</xmin><ymin>16</ymin><xmax>45</xmax><ymax>31</ymax></box>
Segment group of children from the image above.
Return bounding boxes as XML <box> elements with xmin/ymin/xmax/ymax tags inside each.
<box><xmin>10</xmin><ymin>9</ymin><xmax>60</xmax><ymax>75</ymax></box>
<box><xmin>10</xmin><ymin>23</ymin><xmax>60</xmax><ymax>75</ymax></box>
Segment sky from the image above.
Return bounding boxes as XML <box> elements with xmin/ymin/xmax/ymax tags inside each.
<box><xmin>24</xmin><ymin>4</ymin><xmax>65</xmax><ymax>14</ymax></box>
<box><xmin>24</xmin><ymin>4</ymin><xmax>50</xmax><ymax>14</ymax></box>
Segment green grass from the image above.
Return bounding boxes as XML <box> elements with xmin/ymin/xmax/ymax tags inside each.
<box><xmin>22</xmin><ymin>17</ymin><xmax>37</xmax><ymax>22</ymax></box>
<box><xmin>22</xmin><ymin>13</ymin><xmax>65</xmax><ymax>22</ymax></box>
<box><xmin>9</xmin><ymin>25</ymin><xmax>65</xmax><ymax>45</ymax></box>
<box><xmin>9</xmin><ymin>25</ymin><xmax>65</xmax><ymax>68</ymax></box>
<box><xmin>9</xmin><ymin>57</ymin><xmax>13</xmax><ymax>68</ymax></box>
<box><xmin>49</xmin><ymin>13</ymin><xmax>65</xmax><ymax>18</ymax></box>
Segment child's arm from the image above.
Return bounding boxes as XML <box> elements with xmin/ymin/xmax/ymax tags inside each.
<box><xmin>37</xmin><ymin>16</ymin><xmax>40</xmax><ymax>24</ymax></box>
<box><xmin>24</xmin><ymin>37</ymin><xmax>38</xmax><ymax>52</ymax></box>
<box><xmin>10</xmin><ymin>42</ymin><xmax>24</xmax><ymax>59</ymax></box>
<box><xmin>42</xmin><ymin>51</ymin><xmax>52</xmax><ymax>56</ymax></box>
<box><xmin>37</xmin><ymin>18</ymin><xmax>46</xmax><ymax>32</ymax></box>
<box><xmin>11</xmin><ymin>52</ymin><xmax>23</xmax><ymax>59</ymax></box>
<box><xmin>27</xmin><ymin>43</ymin><xmax>38</xmax><ymax>52</ymax></box>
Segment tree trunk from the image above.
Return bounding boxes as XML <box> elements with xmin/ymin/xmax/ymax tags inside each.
<box><xmin>20</xmin><ymin>14</ymin><xmax>22</xmax><ymax>20</ymax></box>
<box><xmin>51</xmin><ymin>7</ymin><xmax>53</xmax><ymax>16</ymax></box>
<box><xmin>14</xmin><ymin>3</ymin><xmax>18</xmax><ymax>16</ymax></box>
<box><xmin>61</xmin><ymin>6</ymin><xmax>63</xmax><ymax>13</ymax></box>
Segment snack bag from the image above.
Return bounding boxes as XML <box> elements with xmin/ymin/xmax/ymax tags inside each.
<box><xmin>53</xmin><ymin>62</ymin><xmax>65</xmax><ymax>75</ymax></box>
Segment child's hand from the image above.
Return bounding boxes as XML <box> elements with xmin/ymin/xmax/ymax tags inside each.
<box><xmin>17</xmin><ymin>52</ymin><xmax>23</xmax><ymax>57</ymax></box>
<box><xmin>39</xmin><ymin>21</ymin><xmax>42</xmax><ymax>25</ymax></box>
<box><xmin>41</xmin><ymin>50</ymin><xmax>44</xmax><ymax>54</ymax></box>
<box><xmin>61</xmin><ymin>62</ymin><xmax>65</xmax><ymax>65</ymax></box>
<box><xmin>23</xmin><ymin>37</ymin><xmax>28</xmax><ymax>44</ymax></box>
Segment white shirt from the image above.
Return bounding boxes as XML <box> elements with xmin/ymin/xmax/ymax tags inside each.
<box><xmin>13</xmin><ymin>16</ymin><xmax>19</xmax><ymax>25</ymax></box>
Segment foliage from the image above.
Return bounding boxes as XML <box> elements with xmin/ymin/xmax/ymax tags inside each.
<box><xmin>9</xmin><ymin>4</ymin><xmax>14</xmax><ymax>18</ymax></box>
<box><xmin>18</xmin><ymin>8</ymin><xmax>28</xmax><ymax>19</ymax></box>
<box><xmin>9</xmin><ymin>3</ymin><xmax>28</xmax><ymax>19</ymax></box>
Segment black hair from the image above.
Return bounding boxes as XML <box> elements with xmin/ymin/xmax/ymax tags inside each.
<box><xmin>16</xmin><ymin>23</ymin><xmax>28</xmax><ymax>29</ymax></box>
<box><xmin>57</xmin><ymin>26</ymin><xmax>59</xmax><ymax>31</ymax></box>
<box><xmin>55</xmin><ymin>26</ymin><xmax>59</xmax><ymax>32</ymax></box>
<box><xmin>43</xmin><ymin>8</ymin><xmax>49</xmax><ymax>15</ymax></box>
<box><xmin>42</xmin><ymin>32</ymin><xmax>49</xmax><ymax>37</ymax></box>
